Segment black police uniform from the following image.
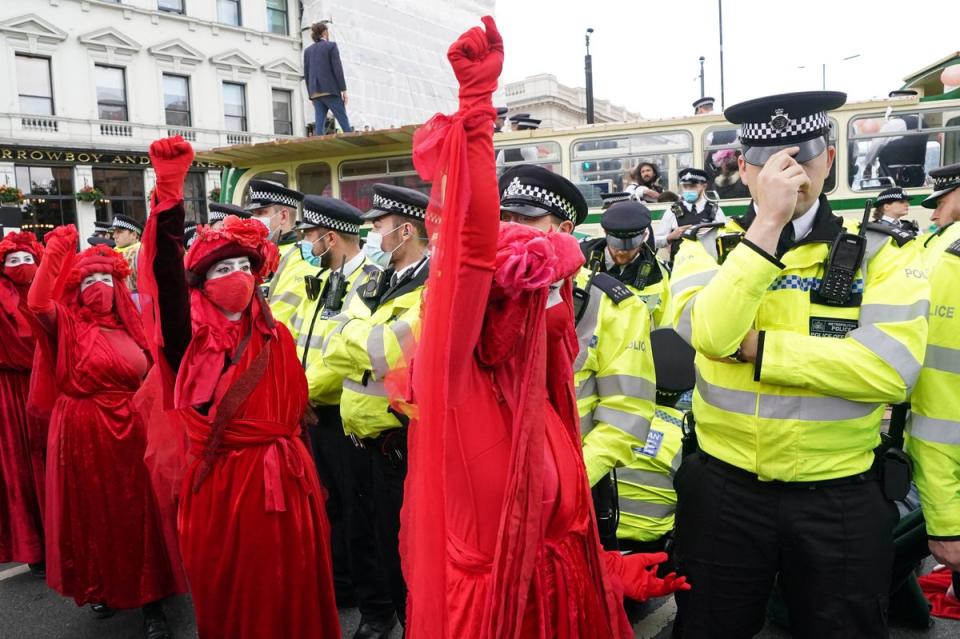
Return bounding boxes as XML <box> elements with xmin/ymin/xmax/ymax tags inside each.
<box><xmin>582</xmin><ymin>201</ymin><xmax>664</xmax><ymax>292</ymax></box>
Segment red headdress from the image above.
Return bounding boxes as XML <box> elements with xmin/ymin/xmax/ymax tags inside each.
<box><xmin>0</xmin><ymin>230</ymin><xmax>44</xmax><ymax>264</ymax></box>
<box><xmin>0</xmin><ymin>231</ymin><xmax>44</xmax><ymax>336</ymax></box>
<box><xmin>173</xmin><ymin>214</ymin><xmax>280</xmax><ymax>409</ymax></box>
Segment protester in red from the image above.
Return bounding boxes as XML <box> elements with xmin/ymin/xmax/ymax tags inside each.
<box><xmin>400</xmin><ymin>17</ymin><xmax>689</xmax><ymax>639</ymax></box>
<box><xmin>0</xmin><ymin>232</ymin><xmax>46</xmax><ymax>575</ymax></box>
<box><xmin>138</xmin><ymin>135</ymin><xmax>341</xmax><ymax>639</ymax></box>
<box><xmin>26</xmin><ymin>226</ymin><xmax>179</xmax><ymax>638</ymax></box>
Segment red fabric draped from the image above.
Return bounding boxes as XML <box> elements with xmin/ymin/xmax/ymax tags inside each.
<box><xmin>0</xmin><ymin>275</ymin><xmax>45</xmax><ymax>564</ymax></box>
<box><xmin>919</xmin><ymin>567</ymin><xmax>960</xmax><ymax>620</ymax></box>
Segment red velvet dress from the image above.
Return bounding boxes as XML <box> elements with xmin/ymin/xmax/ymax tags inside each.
<box><xmin>141</xmin><ymin>201</ymin><xmax>340</xmax><ymax>639</ymax></box>
<box><xmin>35</xmin><ymin>308</ymin><xmax>178</xmax><ymax>608</ymax></box>
<box><xmin>0</xmin><ymin>280</ymin><xmax>45</xmax><ymax>564</ymax></box>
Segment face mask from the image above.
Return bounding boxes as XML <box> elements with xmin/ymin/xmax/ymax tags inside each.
<box><xmin>80</xmin><ymin>282</ymin><xmax>114</xmax><ymax>314</ymax></box>
<box><xmin>203</xmin><ymin>271</ymin><xmax>255</xmax><ymax>314</ymax></box>
<box><xmin>253</xmin><ymin>215</ymin><xmax>274</xmax><ymax>233</ymax></box>
<box><xmin>363</xmin><ymin>225</ymin><xmax>406</xmax><ymax>269</ymax></box>
<box><xmin>300</xmin><ymin>240</ymin><xmax>325</xmax><ymax>268</ymax></box>
<box><xmin>682</xmin><ymin>190</ymin><xmax>699</xmax><ymax>203</ymax></box>
<box><xmin>4</xmin><ymin>263</ymin><xmax>37</xmax><ymax>286</ymax></box>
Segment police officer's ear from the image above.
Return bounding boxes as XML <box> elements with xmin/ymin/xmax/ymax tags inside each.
<box><xmin>557</xmin><ymin>219</ymin><xmax>575</xmax><ymax>235</ymax></box>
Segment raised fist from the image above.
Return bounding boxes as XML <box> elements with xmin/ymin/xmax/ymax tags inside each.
<box><xmin>149</xmin><ymin>135</ymin><xmax>195</xmax><ymax>203</ymax></box>
<box><xmin>448</xmin><ymin>15</ymin><xmax>503</xmax><ymax>105</ymax></box>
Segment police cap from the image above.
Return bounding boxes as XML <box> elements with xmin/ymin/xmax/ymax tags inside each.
<box><xmin>600</xmin><ymin>191</ymin><xmax>632</xmax><ymax>210</ymax></box>
<box><xmin>110</xmin><ymin>214</ymin><xmax>143</xmax><ymax>235</ymax></box>
<box><xmin>601</xmin><ymin>201</ymin><xmax>652</xmax><ymax>250</ymax></box>
<box><xmin>678</xmin><ymin>168</ymin><xmax>709</xmax><ymax>184</ymax></box>
<box><xmin>297</xmin><ymin>195</ymin><xmax>363</xmax><ymax>234</ymax></box>
<box><xmin>362</xmin><ymin>184</ymin><xmax>429</xmax><ymax>221</ymax></box>
<box><xmin>922</xmin><ymin>162</ymin><xmax>960</xmax><ymax>209</ymax></box>
<box><xmin>499</xmin><ymin>164</ymin><xmax>588</xmax><ymax>226</ymax></box>
<box><xmin>693</xmin><ymin>96</ymin><xmax>715</xmax><ymax>111</ymax></box>
<box><xmin>875</xmin><ymin>187</ymin><xmax>910</xmax><ymax>208</ymax></box>
<box><xmin>244</xmin><ymin>180</ymin><xmax>304</xmax><ymax>211</ymax></box>
<box><xmin>209</xmin><ymin>202</ymin><xmax>252</xmax><ymax>223</ymax></box>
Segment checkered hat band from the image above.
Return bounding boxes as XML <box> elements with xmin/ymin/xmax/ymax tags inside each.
<box><xmin>876</xmin><ymin>191</ymin><xmax>907</xmax><ymax>204</ymax></box>
<box><xmin>249</xmin><ymin>190</ymin><xmax>300</xmax><ymax>208</ymax></box>
<box><xmin>94</xmin><ymin>221</ymin><xmax>111</xmax><ymax>230</ymax></box>
<box><xmin>934</xmin><ymin>176</ymin><xmax>960</xmax><ymax>191</ymax></box>
<box><xmin>112</xmin><ymin>219</ymin><xmax>141</xmax><ymax>233</ymax></box>
<box><xmin>303</xmin><ymin>209</ymin><xmax>360</xmax><ymax>234</ymax></box>
<box><xmin>372</xmin><ymin>194</ymin><xmax>426</xmax><ymax>220</ymax></box>
<box><xmin>739</xmin><ymin>111</ymin><xmax>828</xmax><ymax>142</ymax></box>
<box><xmin>501</xmin><ymin>178</ymin><xmax>577</xmax><ymax>222</ymax></box>
<box><xmin>679</xmin><ymin>174</ymin><xmax>708</xmax><ymax>184</ymax></box>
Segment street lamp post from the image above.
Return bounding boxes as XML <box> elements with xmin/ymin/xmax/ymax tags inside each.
<box><xmin>800</xmin><ymin>54</ymin><xmax>861</xmax><ymax>90</ymax></box>
<box><xmin>699</xmin><ymin>56</ymin><xmax>706</xmax><ymax>98</ymax></box>
<box><xmin>585</xmin><ymin>28</ymin><xmax>595</xmax><ymax>125</ymax></box>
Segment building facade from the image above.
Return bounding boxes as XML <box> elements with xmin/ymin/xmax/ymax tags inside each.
<box><xmin>300</xmin><ymin>0</ymin><xmax>497</xmax><ymax>132</ymax></box>
<box><xmin>0</xmin><ymin>0</ymin><xmax>304</xmax><ymax>238</ymax></box>
<box><xmin>504</xmin><ymin>73</ymin><xmax>642</xmax><ymax>130</ymax></box>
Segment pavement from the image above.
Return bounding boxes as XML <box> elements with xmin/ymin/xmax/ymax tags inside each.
<box><xmin>2</xmin><ymin>561</ymin><xmax>958</xmax><ymax>638</ymax></box>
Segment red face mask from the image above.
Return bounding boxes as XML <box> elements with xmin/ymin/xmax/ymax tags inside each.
<box><xmin>203</xmin><ymin>271</ymin><xmax>255</xmax><ymax>314</ymax></box>
<box><xmin>4</xmin><ymin>263</ymin><xmax>37</xmax><ymax>286</ymax></box>
<box><xmin>80</xmin><ymin>281</ymin><xmax>114</xmax><ymax>314</ymax></box>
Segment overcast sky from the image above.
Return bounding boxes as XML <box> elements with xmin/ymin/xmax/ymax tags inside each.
<box><xmin>496</xmin><ymin>0</ymin><xmax>957</xmax><ymax>119</ymax></box>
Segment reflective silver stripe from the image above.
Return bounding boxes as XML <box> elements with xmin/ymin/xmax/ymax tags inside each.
<box><xmin>574</xmin><ymin>290</ymin><xmax>603</xmax><ymax>371</ymax></box>
<box><xmin>850</xmin><ymin>324</ymin><xmax>922</xmax><ymax>387</ymax></box>
<box><xmin>618</xmin><ymin>468</ymin><xmax>674</xmax><ymax>490</ymax></box>
<box><xmin>274</xmin><ymin>291</ymin><xmax>302</xmax><ymax>308</ymax></box>
<box><xmin>862</xmin><ymin>230</ymin><xmax>891</xmax><ymax>280</ymax></box>
<box><xmin>670</xmin><ymin>449</ymin><xmax>683</xmax><ymax>474</ymax></box>
<box><xmin>925</xmin><ymin>344</ymin><xmax>960</xmax><ymax>374</ymax></box>
<box><xmin>908</xmin><ymin>413</ymin><xmax>960</xmax><ymax>445</ymax></box>
<box><xmin>321</xmin><ymin>315</ymin><xmax>351</xmax><ymax>352</ymax></box>
<box><xmin>676</xmin><ymin>298</ymin><xmax>695</xmax><ymax>344</ymax></box>
<box><xmin>580</xmin><ymin>411</ymin><xmax>594</xmax><ymax>435</ymax></box>
<box><xmin>697</xmin><ymin>228</ymin><xmax>720</xmax><ymax>263</ymax></box>
<box><xmin>670</xmin><ymin>270</ymin><xmax>717</xmax><ymax>299</ymax></box>
<box><xmin>577</xmin><ymin>375</ymin><xmax>597</xmax><ymax>400</ymax></box>
<box><xmin>343</xmin><ymin>377</ymin><xmax>387</xmax><ymax>397</ymax></box>
<box><xmin>696</xmin><ymin>371</ymin><xmax>877</xmax><ymax>421</ymax></box>
<box><xmin>859</xmin><ymin>300</ymin><xmax>930</xmax><ymax>325</ymax></box>
<box><xmin>367</xmin><ymin>325</ymin><xmax>389</xmax><ymax>379</ymax></box>
<box><xmin>618</xmin><ymin>497</ymin><xmax>676</xmax><ymax>519</ymax></box>
<box><xmin>290</xmin><ymin>313</ymin><xmax>304</xmax><ymax>333</ymax></box>
<box><xmin>596</xmin><ymin>374</ymin><xmax>656</xmax><ymax>402</ymax></box>
<box><xmin>268</xmin><ymin>244</ymin><xmax>299</xmax><ymax>298</ymax></box>
<box><xmin>297</xmin><ymin>333</ymin><xmax>325</xmax><ymax>351</ymax></box>
<box><xmin>593</xmin><ymin>406</ymin><xmax>651</xmax><ymax>440</ymax></box>
<box><xmin>392</xmin><ymin>320</ymin><xmax>415</xmax><ymax>360</ymax></box>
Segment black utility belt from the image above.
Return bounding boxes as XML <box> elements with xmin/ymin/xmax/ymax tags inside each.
<box><xmin>698</xmin><ymin>451</ymin><xmax>878</xmax><ymax>489</ymax></box>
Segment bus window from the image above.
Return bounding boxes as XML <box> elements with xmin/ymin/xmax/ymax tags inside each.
<box><xmin>570</xmin><ymin>132</ymin><xmax>692</xmax><ymax>204</ymax></box>
<box><xmin>297</xmin><ymin>163</ymin><xmax>332</xmax><ymax>197</ymax></box>
<box><xmin>338</xmin><ymin>155</ymin><xmax>431</xmax><ymax>212</ymax></box>
<box><xmin>847</xmin><ymin>109</ymin><xmax>960</xmax><ymax>190</ymax></box>
<box><xmin>241</xmin><ymin>170</ymin><xmax>288</xmax><ymax>206</ymax></box>
<box><xmin>495</xmin><ymin>142</ymin><xmax>561</xmax><ymax>177</ymax></box>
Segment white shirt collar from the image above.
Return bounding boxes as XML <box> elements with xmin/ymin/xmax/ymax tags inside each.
<box><xmin>342</xmin><ymin>249</ymin><xmax>366</xmax><ymax>277</ymax></box>
<box><xmin>393</xmin><ymin>255</ymin><xmax>428</xmax><ymax>282</ymax></box>
<box><xmin>881</xmin><ymin>215</ymin><xmax>900</xmax><ymax>226</ymax></box>
<box><xmin>790</xmin><ymin>199</ymin><xmax>820</xmax><ymax>241</ymax></box>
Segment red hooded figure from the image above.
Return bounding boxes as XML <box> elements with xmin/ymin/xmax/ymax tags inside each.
<box><xmin>138</xmin><ymin>135</ymin><xmax>340</xmax><ymax>639</ymax></box>
<box><xmin>0</xmin><ymin>231</ymin><xmax>46</xmax><ymax>569</ymax></box>
<box><xmin>26</xmin><ymin>227</ymin><xmax>182</xmax><ymax>623</ymax></box>
<box><xmin>399</xmin><ymin>18</ymin><xmax>689</xmax><ymax>639</ymax></box>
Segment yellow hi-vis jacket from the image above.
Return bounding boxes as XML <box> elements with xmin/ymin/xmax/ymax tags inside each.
<box><xmin>671</xmin><ymin>198</ymin><xmax>929</xmax><ymax>482</ymax></box>
<box><xmin>579</xmin><ymin>239</ymin><xmax>672</xmax><ymax>327</ymax></box>
<box><xmin>268</xmin><ymin>243</ymin><xmax>316</xmax><ymax>328</ymax></box>
<box><xmin>617</xmin><ymin>405</ymin><xmax>685</xmax><ymax>543</ymax></box>
<box><xmin>289</xmin><ymin>254</ymin><xmax>382</xmax><ymax>406</ymax></box>
<box><xmin>573</xmin><ymin>268</ymin><xmax>656</xmax><ymax>487</ymax></box>
<box><xmin>323</xmin><ymin>258</ymin><xmax>428</xmax><ymax>439</ymax></box>
<box><xmin>906</xmin><ymin>222</ymin><xmax>960</xmax><ymax>538</ymax></box>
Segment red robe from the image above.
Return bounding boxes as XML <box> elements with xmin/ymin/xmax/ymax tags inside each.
<box><xmin>0</xmin><ymin>279</ymin><xmax>45</xmax><ymax>564</ymax></box>
<box><xmin>140</xmin><ymin>201</ymin><xmax>340</xmax><ymax>639</ymax></box>
<box><xmin>33</xmin><ymin>307</ymin><xmax>178</xmax><ymax>608</ymax></box>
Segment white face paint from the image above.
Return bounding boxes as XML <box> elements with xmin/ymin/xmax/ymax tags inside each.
<box><xmin>4</xmin><ymin>251</ymin><xmax>35</xmax><ymax>267</ymax></box>
<box><xmin>206</xmin><ymin>256</ymin><xmax>252</xmax><ymax>281</ymax></box>
<box><xmin>80</xmin><ymin>272</ymin><xmax>114</xmax><ymax>292</ymax></box>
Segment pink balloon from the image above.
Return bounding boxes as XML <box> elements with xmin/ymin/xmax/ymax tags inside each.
<box><xmin>941</xmin><ymin>65</ymin><xmax>960</xmax><ymax>89</ymax></box>
<box><xmin>858</xmin><ymin>119</ymin><xmax>882</xmax><ymax>134</ymax></box>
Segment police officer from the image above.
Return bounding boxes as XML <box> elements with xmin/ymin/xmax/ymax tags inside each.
<box><xmin>323</xmin><ymin>184</ymin><xmax>430</xmax><ymax>633</ymax></box>
<box><xmin>109</xmin><ymin>214</ymin><xmax>143</xmax><ymax>294</ymax></box>
<box><xmin>494</xmin><ymin>106</ymin><xmax>508</xmax><ymax>132</ymax></box>
<box><xmin>92</xmin><ymin>220</ymin><xmax>113</xmax><ymax>239</ymax></box>
<box><xmin>907</xmin><ymin>162</ymin><xmax>960</xmax><ymax>596</ymax></box>
<box><xmin>656</xmin><ymin>168</ymin><xmax>725</xmax><ymax>263</ymax></box>
<box><xmin>581</xmin><ymin>200</ymin><xmax>671</xmax><ymax>326</ymax></box>
<box><xmin>290</xmin><ymin>195</ymin><xmax>393</xmax><ymax>637</ymax></box>
<box><xmin>243</xmin><ymin>180</ymin><xmax>311</xmax><ymax>325</ymax></box>
<box><xmin>207</xmin><ymin>202</ymin><xmax>252</xmax><ymax>230</ymax></box>
<box><xmin>670</xmin><ymin>91</ymin><xmax>929</xmax><ymax>638</ymax></box>
<box><xmin>873</xmin><ymin>186</ymin><xmax>919</xmax><ymax>235</ymax></box>
<box><xmin>600</xmin><ymin>191</ymin><xmax>632</xmax><ymax>210</ymax></box>
<box><xmin>693</xmin><ymin>97</ymin><xmax>715</xmax><ymax>115</ymax></box>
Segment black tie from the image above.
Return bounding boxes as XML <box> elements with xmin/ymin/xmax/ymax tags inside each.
<box><xmin>776</xmin><ymin>224</ymin><xmax>796</xmax><ymax>258</ymax></box>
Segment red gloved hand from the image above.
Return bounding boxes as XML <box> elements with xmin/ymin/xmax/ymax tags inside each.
<box><xmin>448</xmin><ymin>15</ymin><xmax>503</xmax><ymax>107</ymax></box>
<box><xmin>28</xmin><ymin>224</ymin><xmax>78</xmax><ymax>314</ymax></box>
<box><xmin>149</xmin><ymin>135</ymin><xmax>195</xmax><ymax>204</ymax></box>
<box><xmin>620</xmin><ymin>552</ymin><xmax>692</xmax><ymax>601</ymax></box>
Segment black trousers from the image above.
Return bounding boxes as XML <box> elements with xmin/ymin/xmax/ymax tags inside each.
<box><xmin>310</xmin><ymin>406</ymin><xmax>393</xmax><ymax>620</ymax></box>
<box><xmin>368</xmin><ymin>428</ymin><xmax>408</xmax><ymax>625</ymax></box>
<box><xmin>673</xmin><ymin>452</ymin><xmax>895</xmax><ymax>639</ymax></box>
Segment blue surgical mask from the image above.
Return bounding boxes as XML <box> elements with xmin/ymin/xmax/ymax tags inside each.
<box><xmin>682</xmin><ymin>190</ymin><xmax>699</xmax><ymax>203</ymax></box>
<box><xmin>362</xmin><ymin>225</ymin><xmax>406</xmax><ymax>269</ymax></box>
<box><xmin>300</xmin><ymin>240</ymin><xmax>321</xmax><ymax>267</ymax></box>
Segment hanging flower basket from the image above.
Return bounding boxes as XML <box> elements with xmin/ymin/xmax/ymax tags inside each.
<box><xmin>208</xmin><ymin>187</ymin><xmax>221</xmax><ymax>202</ymax></box>
<box><xmin>0</xmin><ymin>185</ymin><xmax>25</xmax><ymax>204</ymax></box>
<box><xmin>75</xmin><ymin>185</ymin><xmax>105</xmax><ymax>203</ymax></box>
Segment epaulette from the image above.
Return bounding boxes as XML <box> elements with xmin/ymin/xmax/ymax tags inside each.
<box><xmin>863</xmin><ymin>222</ymin><xmax>915</xmax><ymax>247</ymax></box>
<box><xmin>681</xmin><ymin>221</ymin><xmax>726</xmax><ymax>241</ymax></box>
<box><xmin>590</xmin><ymin>272</ymin><xmax>633</xmax><ymax>305</ymax></box>
<box><xmin>947</xmin><ymin>239</ymin><xmax>960</xmax><ymax>258</ymax></box>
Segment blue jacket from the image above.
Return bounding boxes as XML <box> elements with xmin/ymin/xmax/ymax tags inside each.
<box><xmin>303</xmin><ymin>40</ymin><xmax>347</xmax><ymax>96</ymax></box>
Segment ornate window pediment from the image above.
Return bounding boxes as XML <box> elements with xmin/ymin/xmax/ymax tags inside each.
<box><xmin>149</xmin><ymin>39</ymin><xmax>204</xmax><ymax>72</ymax></box>
<box><xmin>262</xmin><ymin>58</ymin><xmax>301</xmax><ymax>82</ymax></box>
<box><xmin>78</xmin><ymin>27</ymin><xmax>141</xmax><ymax>64</ymax></box>
<box><xmin>0</xmin><ymin>14</ymin><xmax>67</xmax><ymax>54</ymax></box>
